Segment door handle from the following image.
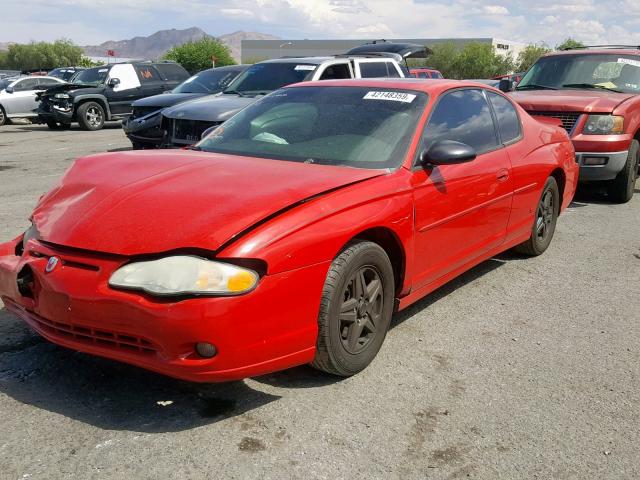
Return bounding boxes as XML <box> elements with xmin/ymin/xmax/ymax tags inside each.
<box><xmin>497</xmin><ymin>169</ymin><xmax>509</xmax><ymax>182</ymax></box>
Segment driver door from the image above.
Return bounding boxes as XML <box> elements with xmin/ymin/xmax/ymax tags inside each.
<box><xmin>411</xmin><ymin>88</ymin><xmax>513</xmax><ymax>289</ymax></box>
<box><xmin>7</xmin><ymin>77</ymin><xmax>40</xmax><ymax>115</ymax></box>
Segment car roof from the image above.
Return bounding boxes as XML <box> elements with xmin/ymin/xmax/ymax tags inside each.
<box><xmin>287</xmin><ymin>78</ymin><xmax>502</xmax><ymax>94</ymax></box>
<box><xmin>545</xmin><ymin>48</ymin><xmax>640</xmax><ymax>57</ymax></box>
<box><xmin>258</xmin><ymin>57</ymin><xmax>335</xmax><ymax>65</ymax></box>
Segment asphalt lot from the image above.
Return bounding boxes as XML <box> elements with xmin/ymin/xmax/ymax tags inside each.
<box><xmin>0</xmin><ymin>122</ymin><xmax>639</xmax><ymax>480</ymax></box>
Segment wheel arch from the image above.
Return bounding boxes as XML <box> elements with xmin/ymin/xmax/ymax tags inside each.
<box><xmin>73</xmin><ymin>95</ymin><xmax>111</xmax><ymax>120</ymax></box>
<box><xmin>550</xmin><ymin>167</ymin><xmax>566</xmax><ymax>209</ymax></box>
<box><xmin>349</xmin><ymin>227</ymin><xmax>406</xmax><ymax>296</ymax></box>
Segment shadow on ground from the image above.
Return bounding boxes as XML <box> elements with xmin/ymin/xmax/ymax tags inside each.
<box><xmin>9</xmin><ymin>122</ymin><xmax>123</xmax><ymax>133</ymax></box>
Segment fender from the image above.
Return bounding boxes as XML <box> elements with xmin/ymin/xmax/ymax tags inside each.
<box><xmin>73</xmin><ymin>94</ymin><xmax>112</xmax><ymax>120</ymax></box>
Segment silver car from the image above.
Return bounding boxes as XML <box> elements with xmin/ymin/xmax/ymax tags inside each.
<box><xmin>0</xmin><ymin>76</ymin><xmax>65</xmax><ymax>126</ymax></box>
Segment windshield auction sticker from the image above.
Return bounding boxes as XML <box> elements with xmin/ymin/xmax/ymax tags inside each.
<box><xmin>363</xmin><ymin>91</ymin><xmax>416</xmax><ymax>103</ymax></box>
<box><xmin>294</xmin><ymin>65</ymin><xmax>316</xmax><ymax>71</ymax></box>
<box><xmin>618</xmin><ymin>58</ymin><xmax>640</xmax><ymax>68</ymax></box>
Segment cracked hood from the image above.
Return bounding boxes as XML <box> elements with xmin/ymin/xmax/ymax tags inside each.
<box><xmin>162</xmin><ymin>94</ymin><xmax>258</xmax><ymax>122</ymax></box>
<box><xmin>31</xmin><ymin>150</ymin><xmax>382</xmax><ymax>256</ymax></box>
<box><xmin>509</xmin><ymin>89</ymin><xmax>635</xmax><ymax>113</ymax></box>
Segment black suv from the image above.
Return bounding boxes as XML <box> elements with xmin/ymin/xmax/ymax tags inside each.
<box><xmin>36</xmin><ymin>61</ymin><xmax>189</xmax><ymax>130</ymax></box>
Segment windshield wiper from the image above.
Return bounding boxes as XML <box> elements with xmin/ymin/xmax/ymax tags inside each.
<box><xmin>515</xmin><ymin>84</ymin><xmax>558</xmax><ymax>91</ymax></box>
<box><xmin>562</xmin><ymin>83</ymin><xmax>624</xmax><ymax>93</ymax></box>
<box><xmin>185</xmin><ymin>145</ymin><xmax>202</xmax><ymax>151</ymax></box>
<box><xmin>222</xmin><ymin>90</ymin><xmax>249</xmax><ymax>97</ymax></box>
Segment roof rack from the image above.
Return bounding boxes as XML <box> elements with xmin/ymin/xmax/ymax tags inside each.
<box><xmin>561</xmin><ymin>45</ymin><xmax>640</xmax><ymax>51</ymax></box>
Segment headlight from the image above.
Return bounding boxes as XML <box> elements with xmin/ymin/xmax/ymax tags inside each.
<box><xmin>53</xmin><ymin>93</ymin><xmax>70</xmax><ymax>99</ymax></box>
<box><xmin>583</xmin><ymin>115</ymin><xmax>624</xmax><ymax>135</ymax></box>
<box><xmin>109</xmin><ymin>256</ymin><xmax>259</xmax><ymax>296</ymax></box>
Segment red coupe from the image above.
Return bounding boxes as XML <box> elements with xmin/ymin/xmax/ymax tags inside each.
<box><xmin>0</xmin><ymin>79</ymin><xmax>578</xmax><ymax>382</ymax></box>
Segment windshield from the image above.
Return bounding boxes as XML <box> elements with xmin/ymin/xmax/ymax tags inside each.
<box><xmin>49</xmin><ymin>68</ymin><xmax>78</xmax><ymax>81</ymax></box>
<box><xmin>173</xmin><ymin>68</ymin><xmax>242</xmax><ymax>94</ymax></box>
<box><xmin>223</xmin><ymin>62</ymin><xmax>317</xmax><ymax>96</ymax></box>
<box><xmin>518</xmin><ymin>53</ymin><xmax>640</xmax><ymax>93</ymax></box>
<box><xmin>72</xmin><ymin>67</ymin><xmax>110</xmax><ymax>86</ymax></box>
<box><xmin>197</xmin><ymin>86</ymin><xmax>427</xmax><ymax>169</ymax></box>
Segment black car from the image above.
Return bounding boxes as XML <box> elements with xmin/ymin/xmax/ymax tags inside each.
<box><xmin>48</xmin><ymin>67</ymin><xmax>86</xmax><ymax>82</ymax></box>
<box><xmin>123</xmin><ymin>64</ymin><xmax>248</xmax><ymax>149</ymax></box>
<box><xmin>36</xmin><ymin>61</ymin><xmax>189</xmax><ymax>130</ymax></box>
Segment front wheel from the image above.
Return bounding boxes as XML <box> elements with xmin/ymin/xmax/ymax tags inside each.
<box><xmin>0</xmin><ymin>105</ymin><xmax>6</xmax><ymax>127</ymax></box>
<box><xmin>514</xmin><ymin>176</ymin><xmax>560</xmax><ymax>256</ymax></box>
<box><xmin>312</xmin><ymin>241</ymin><xmax>395</xmax><ymax>377</ymax></box>
<box><xmin>606</xmin><ymin>139</ymin><xmax>639</xmax><ymax>204</ymax></box>
<box><xmin>77</xmin><ymin>101</ymin><xmax>105</xmax><ymax>131</ymax></box>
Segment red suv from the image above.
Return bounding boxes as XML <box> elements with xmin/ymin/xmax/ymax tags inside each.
<box><xmin>510</xmin><ymin>47</ymin><xmax>640</xmax><ymax>202</ymax></box>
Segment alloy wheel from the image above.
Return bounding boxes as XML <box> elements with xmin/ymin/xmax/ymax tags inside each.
<box><xmin>339</xmin><ymin>266</ymin><xmax>384</xmax><ymax>354</ymax></box>
<box><xmin>86</xmin><ymin>106</ymin><xmax>103</xmax><ymax>127</ymax></box>
<box><xmin>536</xmin><ymin>189</ymin><xmax>554</xmax><ymax>242</ymax></box>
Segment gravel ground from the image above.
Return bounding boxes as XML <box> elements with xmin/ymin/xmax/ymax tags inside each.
<box><xmin>0</xmin><ymin>122</ymin><xmax>639</xmax><ymax>480</ymax></box>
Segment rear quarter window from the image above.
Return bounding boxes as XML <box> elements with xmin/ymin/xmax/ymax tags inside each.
<box><xmin>487</xmin><ymin>92</ymin><xmax>521</xmax><ymax>144</ymax></box>
<box><xmin>154</xmin><ymin>63</ymin><xmax>190</xmax><ymax>82</ymax></box>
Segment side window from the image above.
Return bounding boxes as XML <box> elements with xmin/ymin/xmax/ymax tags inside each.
<box><xmin>359</xmin><ymin>62</ymin><xmax>391</xmax><ymax>78</ymax></box>
<box><xmin>135</xmin><ymin>65</ymin><xmax>162</xmax><ymax>83</ymax></box>
<box><xmin>487</xmin><ymin>92</ymin><xmax>521</xmax><ymax>144</ymax></box>
<box><xmin>318</xmin><ymin>63</ymin><xmax>352</xmax><ymax>80</ymax></box>
<box><xmin>38</xmin><ymin>78</ymin><xmax>60</xmax><ymax>86</ymax></box>
<box><xmin>423</xmin><ymin>89</ymin><xmax>499</xmax><ymax>154</ymax></box>
<box><xmin>418</xmin><ymin>72</ymin><xmax>428</xmax><ymax>79</ymax></box>
<box><xmin>386</xmin><ymin>62</ymin><xmax>401</xmax><ymax>78</ymax></box>
<box><xmin>14</xmin><ymin>78</ymin><xmax>39</xmax><ymax>91</ymax></box>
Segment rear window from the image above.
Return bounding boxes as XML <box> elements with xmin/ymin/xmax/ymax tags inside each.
<box><xmin>154</xmin><ymin>63</ymin><xmax>190</xmax><ymax>82</ymax></box>
<box><xmin>360</xmin><ymin>62</ymin><xmax>399</xmax><ymax>78</ymax></box>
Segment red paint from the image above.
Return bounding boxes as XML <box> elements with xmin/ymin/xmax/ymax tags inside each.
<box><xmin>0</xmin><ymin>80</ymin><xmax>578</xmax><ymax>382</ymax></box>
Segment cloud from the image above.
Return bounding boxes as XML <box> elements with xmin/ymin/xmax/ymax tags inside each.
<box><xmin>483</xmin><ymin>5</ymin><xmax>509</xmax><ymax>15</ymax></box>
<box><xmin>1</xmin><ymin>0</ymin><xmax>638</xmax><ymax>50</ymax></box>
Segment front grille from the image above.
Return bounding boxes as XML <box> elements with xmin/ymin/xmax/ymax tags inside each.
<box><xmin>4</xmin><ymin>298</ymin><xmax>157</xmax><ymax>356</ymax></box>
<box><xmin>131</xmin><ymin>106</ymin><xmax>160</xmax><ymax>119</ymax></box>
<box><xmin>527</xmin><ymin>111</ymin><xmax>582</xmax><ymax>133</ymax></box>
<box><xmin>173</xmin><ymin>119</ymin><xmax>221</xmax><ymax>143</ymax></box>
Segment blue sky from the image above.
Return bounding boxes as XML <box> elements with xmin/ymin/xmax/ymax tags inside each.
<box><xmin>4</xmin><ymin>0</ymin><xmax>640</xmax><ymax>47</ymax></box>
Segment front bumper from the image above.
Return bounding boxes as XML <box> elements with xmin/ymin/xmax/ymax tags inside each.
<box><xmin>0</xmin><ymin>237</ymin><xmax>326</xmax><ymax>382</ymax></box>
<box><xmin>122</xmin><ymin>112</ymin><xmax>164</xmax><ymax>147</ymax></box>
<box><xmin>36</xmin><ymin>105</ymin><xmax>74</xmax><ymax>124</ymax></box>
<box><xmin>575</xmin><ymin>150</ymin><xmax>628</xmax><ymax>182</ymax></box>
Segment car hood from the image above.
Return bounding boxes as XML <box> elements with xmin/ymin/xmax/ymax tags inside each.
<box><xmin>41</xmin><ymin>83</ymin><xmax>98</xmax><ymax>95</ymax></box>
<box><xmin>162</xmin><ymin>94</ymin><xmax>258</xmax><ymax>122</ymax></box>
<box><xmin>510</xmin><ymin>89</ymin><xmax>635</xmax><ymax>113</ymax></box>
<box><xmin>31</xmin><ymin>150</ymin><xmax>383</xmax><ymax>256</ymax></box>
<box><xmin>132</xmin><ymin>92</ymin><xmax>203</xmax><ymax>109</ymax></box>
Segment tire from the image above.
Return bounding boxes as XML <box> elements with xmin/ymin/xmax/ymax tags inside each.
<box><xmin>131</xmin><ymin>142</ymin><xmax>145</xmax><ymax>150</ymax></box>
<box><xmin>514</xmin><ymin>176</ymin><xmax>560</xmax><ymax>256</ymax></box>
<box><xmin>606</xmin><ymin>139</ymin><xmax>639</xmax><ymax>204</ymax></box>
<box><xmin>312</xmin><ymin>241</ymin><xmax>395</xmax><ymax>377</ymax></box>
<box><xmin>0</xmin><ymin>105</ymin><xmax>6</xmax><ymax>127</ymax></box>
<box><xmin>77</xmin><ymin>101</ymin><xmax>105</xmax><ymax>131</ymax></box>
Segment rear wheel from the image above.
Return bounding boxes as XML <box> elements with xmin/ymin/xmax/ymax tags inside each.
<box><xmin>514</xmin><ymin>176</ymin><xmax>560</xmax><ymax>256</ymax></box>
<box><xmin>77</xmin><ymin>101</ymin><xmax>105</xmax><ymax>131</ymax></box>
<box><xmin>606</xmin><ymin>139</ymin><xmax>639</xmax><ymax>204</ymax></box>
<box><xmin>0</xmin><ymin>105</ymin><xmax>6</xmax><ymax>127</ymax></box>
<box><xmin>312</xmin><ymin>241</ymin><xmax>395</xmax><ymax>377</ymax></box>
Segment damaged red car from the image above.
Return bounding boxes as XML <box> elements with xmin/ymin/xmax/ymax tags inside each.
<box><xmin>0</xmin><ymin>79</ymin><xmax>578</xmax><ymax>382</ymax></box>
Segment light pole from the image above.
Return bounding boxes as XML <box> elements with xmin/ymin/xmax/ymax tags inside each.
<box><xmin>279</xmin><ymin>42</ymin><xmax>293</xmax><ymax>57</ymax></box>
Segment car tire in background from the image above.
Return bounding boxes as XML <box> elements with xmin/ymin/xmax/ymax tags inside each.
<box><xmin>77</xmin><ymin>101</ymin><xmax>105</xmax><ymax>131</ymax></box>
<box><xmin>312</xmin><ymin>241</ymin><xmax>395</xmax><ymax>377</ymax></box>
<box><xmin>606</xmin><ymin>139</ymin><xmax>639</xmax><ymax>204</ymax></box>
<box><xmin>0</xmin><ymin>105</ymin><xmax>6</xmax><ymax>127</ymax></box>
<box><xmin>514</xmin><ymin>176</ymin><xmax>560</xmax><ymax>256</ymax></box>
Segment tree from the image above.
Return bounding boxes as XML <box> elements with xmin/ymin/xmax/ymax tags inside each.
<box><xmin>516</xmin><ymin>44</ymin><xmax>552</xmax><ymax>72</ymax></box>
<box><xmin>77</xmin><ymin>56</ymin><xmax>103</xmax><ymax>68</ymax></box>
<box><xmin>164</xmin><ymin>38</ymin><xmax>235</xmax><ymax>74</ymax></box>
<box><xmin>3</xmin><ymin>39</ymin><xmax>84</xmax><ymax>71</ymax></box>
<box><xmin>421</xmin><ymin>42</ymin><xmax>514</xmax><ymax>79</ymax></box>
<box><xmin>556</xmin><ymin>38</ymin><xmax>586</xmax><ymax>51</ymax></box>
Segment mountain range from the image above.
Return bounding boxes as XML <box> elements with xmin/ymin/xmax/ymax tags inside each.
<box><xmin>81</xmin><ymin>27</ymin><xmax>279</xmax><ymax>61</ymax></box>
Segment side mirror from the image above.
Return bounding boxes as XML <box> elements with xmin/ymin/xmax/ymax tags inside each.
<box><xmin>5</xmin><ymin>86</ymin><xmax>14</xmax><ymax>94</ymax></box>
<box><xmin>108</xmin><ymin>78</ymin><xmax>120</xmax><ymax>88</ymax></box>
<box><xmin>420</xmin><ymin>140</ymin><xmax>476</xmax><ymax>166</ymax></box>
<box><xmin>498</xmin><ymin>78</ymin><xmax>513</xmax><ymax>92</ymax></box>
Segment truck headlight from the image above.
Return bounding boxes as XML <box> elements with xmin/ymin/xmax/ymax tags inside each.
<box><xmin>583</xmin><ymin>115</ymin><xmax>624</xmax><ymax>135</ymax></box>
<box><xmin>54</xmin><ymin>93</ymin><xmax>70</xmax><ymax>99</ymax></box>
<box><xmin>109</xmin><ymin>256</ymin><xmax>259</xmax><ymax>296</ymax></box>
